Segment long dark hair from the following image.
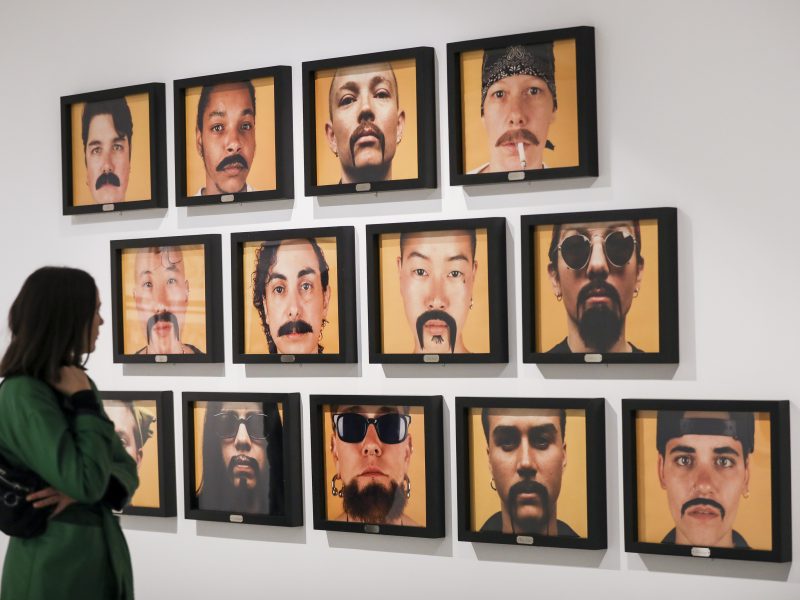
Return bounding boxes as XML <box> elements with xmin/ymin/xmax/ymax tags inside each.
<box><xmin>0</xmin><ymin>267</ymin><xmax>97</xmax><ymax>382</ymax></box>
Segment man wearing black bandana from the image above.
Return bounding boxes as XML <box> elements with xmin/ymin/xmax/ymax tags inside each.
<box><xmin>194</xmin><ymin>81</ymin><xmax>257</xmax><ymax>196</ymax></box>
<box><xmin>133</xmin><ymin>246</ymin><xmax>203</xmax><ymax>355</ymax></box>
<box><xmin>469</xmin><ymin>43</ymin><xmax>558</xmax><ymax>174</ymax></box>
<box><xmin>546</xmin><ymin>220</ymin><xmax>645</xmax><ymax>354</ymax></box>
<box><xmin>81</xmin><ymin>97</ymin><xmax>133</xmax><ymax>204</ymax></box>
<box><xmin>479</xmin><ymin>407</ymin><xmax>578</xmax><ymax>536</ymax></box>
<box><xmin>324</xmin><ymin>62</ymin><xmax>405</xmax><ymax>183</ymax></box>
<box><xmin>396</xmin><ymin>230</ymin><xmax>478</xmax><ymax>354</ymax></box>
<box><xmin>656</xmin><ymin>410</ymin><xmax>754</xmax><ymax>548</ymax></box>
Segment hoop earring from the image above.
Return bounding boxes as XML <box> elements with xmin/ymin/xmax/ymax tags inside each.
<box><xmin>633</xmin><ymin>289</ymin><xmax>639</xmax><ymax>298</ymax></box>
<box><xmin>556</xmin><ymin>293</ymin><xmax>563</xmax><ymax>302</ymax></box>
<box><xmin>743</xmin><ymin>490</ymin><xmax>750</xmax><ymax>499</ymax></box>
<box><xmin>404</xmin><ymin>474</ymin><xmax>411</xmax><ymax>499</ymax></box>
<box><xmin>331</xmin><ymin>474</ymin><xmax>343</xmax><ymax>498</ymax></box>
<box><xmin>470</xmin><ymin>298</ymin><xmax>474</xmax><ymax>310</ymax></box>
<box><xmin>490</xmin><ymin>479</ymin><xmax>497</xmax><ymax>491</ymax></box>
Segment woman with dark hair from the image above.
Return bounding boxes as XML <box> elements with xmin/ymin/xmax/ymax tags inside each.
<box><xmin>0</xmin><ymin>267</ymin><xmax>138</xmax><ymax>600</ymax></box>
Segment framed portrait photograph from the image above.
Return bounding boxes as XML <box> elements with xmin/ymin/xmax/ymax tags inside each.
<box><xmin>366</xmin><ymin>217</ymin><xmax>508</xmax><ymax>364</ymax></box>
<box><xmin>456</xmin><ymin>397</ymin><xmax>606</xmax><ymax>549</ymax></box>
<box><xmin>302</xmin><ymin>46</ymin><xmax>436</xmax><ymax>196</ymax></box>
<box><xmin>622</xmin><ymin>399</ymin><xmax>792</xmax><ymax>562</ymax></box>
<box><xmin>182</xmin><ymin>392</ymin><xmax>303</xmax><ymax>527</ymax></box>
<box><xmin>173</xmin><ymin>66</ymin><xmax>293</xmax><ymax>206</ymax></box>
<box><xmin>60</xmin><ymin>82</ymin><xmax>167</xmax><ymax>215</ymax></box>
<box><xmin>230</xmin><ymin>226</ymin><xmax>357</xmax><ymax>363</ymax></box>
<box><xmin>521</xmin><ymin>207</ymin><xmax>678</xmax><ymax>364</ymax></box>
<box><xmin>100</xmin><ymin>391</ymin><xmax>176</xmax><ymax>517</ymax></box>
<box><xmin>447</xmin><ymin>26</ymin><xmax>597</xmax><ymax>186</ymax></box>
<box><xmin>309</xmin><ymin>394</ymin><xmax>444</xmax><ymax>538</ymax></box>
<box><xmin>109</xmin><ymin>234</ymin><xmax>224</xmax><ymax>363</ymax></box>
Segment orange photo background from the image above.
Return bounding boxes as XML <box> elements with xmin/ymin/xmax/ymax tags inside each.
<box><xmin>468</xmin><ymin>408</ymin><xmax>588</xmax><ymax>536</ymax></box>
<box><xmin>460</xmin><ymin>39</ymin><xmax>578</xmax><ymax>173</ymax></box>
<box><xmin>70</xmin><ymin>93</ymin><xmax>152</xmax><ymax>205</ymax></box>
<box><xmin>241</xmin><ymin>237</ymin><xmax>340</xmax><ymax>355</ymax></box>
<box><xmin>120</xmin><ymin>244</ymin><xmax>208</xmax><ymax>355</ymax></box>
<box><xmin>321</xmin><ymin>404</ymin><xmax>427</xmax><ymax>526</ymax></box>
<box><xmin>634</xmin><ymin>410</ymin><xmax>772</xmax><ymax>550</ymax></box>
<box><xmin>533</xmin><ymin>219</ymin><xmax>660</xmax><ymax>353</ymax></box>
<box><xmin>183</xmin><ymin>76</ymin><xmax>276</xmax><ymax>196</ymax></box>
<box><xmin>379</xmin><ymin>229</ymin><xmax>490</xmax><ymax>354</ymax></box>
<box><xmin>313</xmin><ymin>59</ymin><xmax>419</xmax><ymax>185</ymax></box>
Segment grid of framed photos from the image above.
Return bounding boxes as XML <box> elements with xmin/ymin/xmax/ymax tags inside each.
<box><xmin>182</xmin><ymin>392</ymin><xmax>303</xmax><ymax>527</ymax></box>
<box><xmin>100</xmin><ymin>391</ymin><xmax>176</xmax><ymax>517</ymax></box>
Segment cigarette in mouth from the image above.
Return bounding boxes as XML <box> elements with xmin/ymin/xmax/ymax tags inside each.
<box><xmin>517</xmin><ymin>142</ymin><xmax>527</xmax><ymax>169</ymax></box>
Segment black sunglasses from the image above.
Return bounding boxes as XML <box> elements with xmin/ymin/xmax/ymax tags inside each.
<box><xmin>333</xmin><ymin>412</ymin><xmax>411</xmax><ymax>444</ymax></box>
<box><xmin>556</xmin><ymin>230</ymin><xmax>637</xmax><ymax>271</ymax></box>
<box><xmin>211</xmin><ymin>412</ymin><xmax>269</xmax><ymax>440</ymax></box>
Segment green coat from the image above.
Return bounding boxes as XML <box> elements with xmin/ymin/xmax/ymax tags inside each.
<box><xmin>0</xmin><ymin>376</ymin><xmax>139</xmax><ymax>600</ymax></box>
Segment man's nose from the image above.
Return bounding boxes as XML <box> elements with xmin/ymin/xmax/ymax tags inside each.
<box><xmin>234</xmin><ymin>422</ymin><xmax>251</xmax><ymax>449</ymax></box>
<box><xmin>692</xmin><ymin>462</ymin><xmax>715</xmax><ymax>495</ymax></box>
<box><xmin>425</xmin><ymin>276</ymin><xmax>447</xmax><ymax>310</ymax></box>
<box><xmin>586</xmin><ymin>236</ymin><xmax>610</xmax><ymax>278</ymax></box>
<box><xmin>225</xmin><ymin>128</ymin><xmax>242</xmax><ymax>153</ymax></box>
<box><xmin>506</xmin><ymin>94</ymin><xmax>527</xmax><ymax>127</ymax></box>
<box><xmin>101</xmin><ymin>150</ymin><xmax>114</xmax><ymax>173</ymax></box>
<box><xmin>517</xmin><ymin>438</ymin><xmax>537</xmax><ymax>475</ymax></box>
<box><xmin>361</xmin><ymin>423</ymin><xmax>383</xmax><ymax>456</ymax></box>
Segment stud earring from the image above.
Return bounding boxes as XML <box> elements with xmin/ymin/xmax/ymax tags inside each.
<box><xmin>633</xmin><ymin>289</ymin><xmax>639</xmax><ymax>298</ymax></box>
<box><xmin>556</xmin><ymin>293</ymin><xmax>563</xmax><ymax>302</ymax></box>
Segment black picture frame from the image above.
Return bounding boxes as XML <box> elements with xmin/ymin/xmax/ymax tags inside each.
<box><xmin>100</xmin><ymin>390</ymin><xmax>176</xmax><ymax>517</ymax></box>
<box><xmin>366</xmin><ymin>217</ymin><xmax>508</xmax><ymax>364</ymax></box>
<box><xmin>182</xmin><ymin>392</ymin><xmax>303</xmax><ymax>527</ymax></box>
<box><xmin>309</xmin><ymin>394</ymin><xmax>444</xmax><ymax>538</ymax></box>
<box><xmin>173</xmin><ymin>66</ymin><xmax>294</xmax><ymax>206</ymax></box>
<box><xmin>302</xmin><ymin>46</ymin><xmax>437</xmax><ymax>197</ymax></box>
<box><xmin>446</xmin><ymin>26</ymin><xmax>597</xmax><ymax>186</ymax></box>
<box><xmin>109</xmin><ymin>234</ymin><xmax>224</xmax><ymax>363</ymax></box>
<box><xmin>61</xmin><ymin>82</ymin><xmax>167</xmax><ymax>215</ymax></box>
<box><xmin>622</xmin><ymin>399</ymin><xmax>792</xmax><ymax>562</ymax></box>
<box><xmin>521</xmin><ymin>207</ymin><xmax>678</xmax><ymax>364</ymax></box>
<box><xmin>230</xmin><ymin>226</ymin><xmax>357</xmax><ymax>363</ymax></box>
<box><xmin>455</xmin><ymin>396</ymin><xmax>607</xmax><ymax>549</ymax></box>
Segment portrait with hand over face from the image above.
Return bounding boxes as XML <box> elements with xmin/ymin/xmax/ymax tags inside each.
<box><xmin>623</xmin><ymin>400</ymin><xmax>791</xmax><ymax>562</ymax></box>
<box><xmin>62</xmin><ymin>83</ymin><xmax>167</xmax><ymax>214</ymax></box>
<box><xmin>303</xmin><ymin>47</ymin><xmax>436</xmax><ymax>196</ymax></box>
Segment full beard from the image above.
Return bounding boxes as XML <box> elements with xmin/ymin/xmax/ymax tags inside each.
<box><xmin>342</xmin><ymin>479</ymin><xmax>406</xmax><ymax>524</ymax></box>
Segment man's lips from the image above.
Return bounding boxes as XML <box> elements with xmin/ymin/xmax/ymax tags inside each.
<box><xmin>221</xmin><ymin>163</ymin><xmax>245</xmax><ymax>173</ymax></box>
<box><xmin>685</xmin><ymin>505</ymin><xmax>721</xmax><ymax>520</ymax></box>
<box><xmin>424</xmin><ymin>320</ymin><xmax>448</xmax><ymax>334</ymax></box>
<box><xmin>515</xmin><ymin>491</ymin><xmax>543</xmax><ymax>505</ymax></box>
<box><xmin>358</xmin><ymin>467</ymin><xmax>388</xmax><ymax>478</ymax></box>
<box><xmin>152</xmin><ymin>322</ymin><xmax>173</xmax><ymax>336</ymax></box>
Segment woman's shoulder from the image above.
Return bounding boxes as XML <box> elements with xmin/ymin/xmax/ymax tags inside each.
<box><xmin>0</xmin><ymin>375</ymin><xmax>57</xmax><ymax>410</ymax></box>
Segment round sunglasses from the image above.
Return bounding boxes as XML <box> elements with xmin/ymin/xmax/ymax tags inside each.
<box><xmin>211</xmin><ymin>412</ymin><xmax>269</xmax><ymax>440</ymax></box>
<box><xmin>333</xmin><ymin>412</ymin><xmax>411</xmax><ymax>444</ymax></box>
<box><xmin>556</xmin><ymin>230</ymin><xmax>637</xmax><ymax>271</ymax></box>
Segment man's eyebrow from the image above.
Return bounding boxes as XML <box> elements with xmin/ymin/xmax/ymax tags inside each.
<box><xmin>209</xmin><ymin>109</ymin><xmax>226</xmax><ymax>119</ymax></box>
<box><xmin>112</xmin><ymin>135</ymin><xmax>127</xmax><ymax>144</ymax></box>
<box><xmin>336</xmin><ymin>81</ymin><xmax>360</xmax><ymax>97</ymax></box>
<box><xmin>447</xmin><ymin>254</ymin><xmax>469</xmax><ymax>262</ymax></box>
<box><xmin>87</xmin><ymin>140</ymin><xmax>102</xmax><ymax>147</ymax></box>
<box><xmin>669</xmin><ymin>445</ymin><xmax>696</xmax><ymax>454</ymax></box>
<box><xmin>370</xmin><ymin>75</ymin><xmax>393</xmax><ymax>91</ymax></box>
<box><xmin>492</xmin><ymin>425</ymin><xmax>521</xmax><ymax>439</ymax></box>
<box><xmin>407</xmin><ymin>250</ymin><xmax>429</xmax><ymax>261</ymax></box>
<box><xmin>298</xmin><ymin>267</ymin><xmax>317</xmax><ymax>279</ymax></box>
<box><xmin>713</xmin><ymin>446</ymin><xmax>741</xmax><ymax>457</ymax></box>
<box><xmin>528</xmin><ymin>423</ymin><xmax>558</xmax><ymax>436</ymax></box>
<box><xmin>267</xmin><ymin>271</ymin><xmax>287</xmax><ymax>282</ymax></box>
<box><xmin>338</xmin><ymin>405</ymin><xmax>364</xmax><ymax>414</ymax></box>
<box><xmin>241</xmin><ymin>108</ymin><xmax>254</xmax><ymax>117</ymax></box>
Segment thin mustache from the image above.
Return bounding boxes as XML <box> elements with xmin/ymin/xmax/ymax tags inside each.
<box><xmin>681</xmin><ymin>497</ymin><xmax>726</xmax><ymax>519</ymax></box>
<box><xmin>495</xmin><ymin>128</ymin><xmax>539</xmax><ymax>147</ymax></box>
<box><xmin>216</xmin><ymin>154</ymin><xmax>249</xmax><ymax>172</ymax></box>
<box><xmin>95</xmin><ymin>171</ymin><xmax>121</xmax><ymax>189</ymax></box>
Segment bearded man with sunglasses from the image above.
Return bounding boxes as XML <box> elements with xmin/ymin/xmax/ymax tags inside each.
<box><xmin>197</xmin><ymin>401</ymin><xmax>284</xmax><ymax>515</ymax></box>
<box><xmin>546</xmin><ymin>220</ymin><xmax>644</xmax><ymax>353</ymax></box>
<box><xmin>329</xmin><ymin>404</ymin><xmax>418</xmax><ymax>526</ymax></box>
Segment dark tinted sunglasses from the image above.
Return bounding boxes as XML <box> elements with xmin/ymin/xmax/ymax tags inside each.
<box><xmin>211</xmin><ymin>412</ymin><xmax>269</xmax><ymax>440</ymax></box>
<box><xmin>556</xmin><ymin>230</ymin><xmax>637</xmax><ymax>270</ymax></box>
<box><xmin>333</xmin><ymin>412</ymin><xmax>411</xmax><ymax>444</ymax></box>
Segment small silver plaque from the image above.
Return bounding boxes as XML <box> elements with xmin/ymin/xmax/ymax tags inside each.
<box><xmin>221</xmin><ymin>194</ymin><xmax>234</xmax><ymax>203</ymax></box>
<box><xmin>508</xmin><ymin>171</ymin><xmax>525</xmax><ymax>181</ymax></box>
<box><xmin>280</xmin><ymin>354</ymin><xmax>296</xmax><ymax>363</ymax></box>
<box><xmin>365</xmin><ymin>524</ymin><xmax>380</xmax><ymax>534</ymax></box>
<box><xmin>691</xmin><ymin>547</ymin><xmax>711</xmax><ymax>558</ymax></box>
<box><xmin>102</xmin><ymin>203</ymin><xmax>115</xmax><ymax>212</ymax></box>
<box><xmin>516</xmin><ymin>535</ymin><xmax>534</xmax><ymax>545</ymax></box>
<box><xmin>154</xmin><ymin>355</ymin><xmax>167</xmax><ymax>363</ymax></box>
<box><xmin>229</xmin><ymin>514</ymin><xmax>244</xmax><ymax>523</ymax></box>
<box><xmin>584</xmin><ymin>353</ymin><xmax>602</xmax><ymax>363</ymax></box>
<box><xmin>355</xmin><ymin>183</ymin><xmax>371</xmax><ymax>192</ymax></box>
<box><xmin>423</xmin><ymin>354</ymin><xmax>440</xmax><ymax>363</ymax></box>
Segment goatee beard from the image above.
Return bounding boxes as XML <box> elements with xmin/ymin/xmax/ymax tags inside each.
<box><xmin>342</xmin><ymin>479</ymin><xmax>406</xmax><ymax>523</ymax></box>
<box><xmin>578</xmin><ymin>306</ymin><xmax>623</xmax><ymax>352</ymax></box>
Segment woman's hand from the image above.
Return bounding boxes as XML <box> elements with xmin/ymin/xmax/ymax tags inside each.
<box><xmin>26</xmin><ymin>487</ymin><xmax>76</xmax><ymax>518</ymax></box>
<box><xmin>49</xmin><ymin>366</ymin><xmax>91</xmax><ymax>397</ymax></box>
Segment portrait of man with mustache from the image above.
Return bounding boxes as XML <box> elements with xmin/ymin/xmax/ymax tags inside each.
<box><xmin>329</xmin><ymin>404</ymin><xmax>418</xmax><ymax>526</ymax></box>
<box><xmin>546</xmin><ymin>220</ymin><xmax>644</xmax><ymax>353</ymax></box>
<box><xmin>480</xmin><ymin>407</ymin><xmax>577</xmax><ymax>536</ymax></box>
<box><xmin>252</xmin><ymin>237</ymin><xmax>332</xmax><ymax>355</ymax></box>
<box><xmin>81</xmin><ymin>97</ymin><xmax>133</xmax><ymax>204</ymax></box>
<box><xmin>324</xmin><ymin>62</ymin><xmax>405</xmax><ymax>183</ymax></box>
<box><xmin>468</xmin><ymin>43</ymin><xmax>558</xmax><ymax>174</ymax></box>
<box><xmin>133</xmin><ymin>246</ymin><xmax>203</xmax><ymax>355</ymax></box>
<box><xmin>396</xmin><ymin>229</ymin><xmax>478</xmax><ymax>354</ymax></box>
<box><xmin>194</xmin><ymin>81</ymin><xmax>256</xmax><ymax>196</ymax></box>
<box><xmin>656</xmin><ymin>410</ymin><xmax>755</xmax><ymax>548</ymax></box>
<box><xmin>197</xmin><ymin>401</ymin><xmax>284</xmax><ymax>516</ymax></box>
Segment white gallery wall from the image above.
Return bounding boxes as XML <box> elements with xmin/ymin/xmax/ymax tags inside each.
<box><xmin>1</xmin><ymin>0</ymin><xmax>799</xmax><ymax>598</ymax></box>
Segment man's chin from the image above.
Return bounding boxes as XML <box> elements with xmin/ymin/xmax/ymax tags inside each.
<box><xmin>214</xmin><ymin>178</ymin><xmax>248</xmax><ymax>194</ymax></box>
<box><xmin>91</xmin><ymin>190</ymin><xmax>124</xmax><ymax>204</ymax></box>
